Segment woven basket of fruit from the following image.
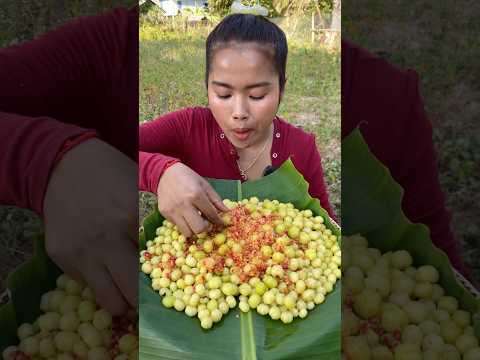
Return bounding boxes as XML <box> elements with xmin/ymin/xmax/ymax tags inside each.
<box><xmin>139</xmin><ymin>159</ymin><xmax>342</xmax><ymax>360</ymax></box>
<box><xmin>342</xmin><ymin>129</ymin><xmax>480</xmax><ymax>360</ymax></box>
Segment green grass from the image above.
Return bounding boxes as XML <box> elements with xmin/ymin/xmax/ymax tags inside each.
<box><xmin>0</xmin><ymin>207</ymin><xmax>41</xmax><ymax>297</ymax></box>
<box><xmin>139</xmin><ymin>29</ymin><xmax>341</xmax><ymax>221</ymax></box>
<box><xmin>0</xmin><ymin>0</ymin><xmax>136</xmax><ymax>47</ymax></box>
<box><xmin>344</xmin><ymin>0</ymin><xmax>480</xmax><ymax>286</ymax></box>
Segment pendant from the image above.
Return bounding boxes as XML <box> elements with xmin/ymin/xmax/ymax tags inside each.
<box><xmin>240</xmin><ymin>170</ymin><xmax>247</xmax><ymax>180</ymax></box>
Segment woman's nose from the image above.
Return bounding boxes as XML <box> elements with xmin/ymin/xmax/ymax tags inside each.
<box><xmin>232</xmin><ymin>96</ymin><xmax>249</xmax><ymax>120</ymax></box>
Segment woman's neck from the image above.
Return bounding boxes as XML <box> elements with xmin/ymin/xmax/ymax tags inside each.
<box><xmin>235</xmin><ymin>123</ymin><xmax>274</xmax><ymax>180</ymax></box>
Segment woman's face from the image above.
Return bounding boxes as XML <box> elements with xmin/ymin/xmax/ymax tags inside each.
<box><xmin>207</xmin><ymin>42</ymin><xmax>282</xmax><ymax>149</ymax></box>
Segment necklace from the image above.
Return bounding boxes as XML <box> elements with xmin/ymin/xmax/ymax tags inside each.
<box><xmin>237</xmin><ymin>127</ymin><xmax>272</xmax><ymax>180</ymax></box>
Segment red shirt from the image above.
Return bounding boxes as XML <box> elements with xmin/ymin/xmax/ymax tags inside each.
<box><xmin>0</xmin><ymin>7</ymin><xmax>138</xmax><ymax>216</ymax></box>
<box><xmin>139</xmin><ymin>106</ymin><xmax>335</xmax><ymax>219</ymax></box>
<box><xmin>342</xmin><ymin>40</ymin><xmax>469</xmax><ymax>276</ymax></box>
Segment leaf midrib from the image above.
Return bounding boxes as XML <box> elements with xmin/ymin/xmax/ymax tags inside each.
<box><xmin>238</xmin><ymin>180</ymin><xmax>258</xmax><ymax>360</ymax></box>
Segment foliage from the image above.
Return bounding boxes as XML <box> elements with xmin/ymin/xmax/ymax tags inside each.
<box><xmin>205</xmin><ymin>0</ymin><xmax>333</xmax><ymax>17</ymax></box>
<box><xmin>182</xmin><ymin>6</ymin><xmax>222</xmax><ymax>23</ymax></box>
<box><xmin>139</xmin><ymin>1</ymin><xmax>166</xmax><ymax>25</ymax></box>
<box><xmin>0</xmin><ymin>0</ymin><xmax>136</xmax><ymax>46</ymax></box>
<box><xmin>270</xmin><ymin>0</ymin><xmax>333</xmax><ymax>16</ymax></box>
<box><xmin>140</xmin><ymin>0</ymin><xmax>221</xmax><ymax>28</ymax></box>
<box><xmin>343</xmin><ymin>0</ymin><xmax>480</xmax><ymax>286</ymax></box>
<box><xmin>208</xmin><ymin>0</ymin><xmax>234</xmax><ymax>16</ymax></box>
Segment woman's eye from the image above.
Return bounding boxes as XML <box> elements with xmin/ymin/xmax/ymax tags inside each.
<box><xmin>217</xmin><ymin>94</ymin><xmax>231</xmax><ymax>99</ymax></box>
<box><xmin>250</xmin><ymin>95</ymin><xmax>265</xmax><ymax>100</ymax></box>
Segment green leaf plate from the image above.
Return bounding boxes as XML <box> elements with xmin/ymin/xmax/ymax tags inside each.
<box><xmin>342</xmin><ymin>128</ymin><xmax>480</xmax><ymax>337</ymax></box>
<box><xmin>0</xmin><ymin>235</ymin><xmax>61</xmax><ymax>353</ymax></box>
<box><xmin>139</xmin><ymin>159</ymin><xmax>341</xmax><ymax>360</ymax></box>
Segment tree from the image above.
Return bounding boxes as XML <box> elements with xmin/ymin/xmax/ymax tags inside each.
<box><xmin>325</xmin><ymin>0</ymin><xmax>340</xmax><ymax>47</ymax></box>
<box><xmin>208</xmin><ymin>0</ymin><xmax>234</xmax><ymax>16</ymax></box>
<box><xmin>330</xmin><ymin>0</ymin><xmax>340</xmax><ymax>31</ymax></box>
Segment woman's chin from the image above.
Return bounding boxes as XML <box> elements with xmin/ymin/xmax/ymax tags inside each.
<box><xmin>227</xmin><ymin>136</ymin><xmax>249</xmax><ymax>149</ymax></box>
<box><xmin>233</xmin><ymin>142</ymin><xmax>248</xmax><ymax>149</ymax></box>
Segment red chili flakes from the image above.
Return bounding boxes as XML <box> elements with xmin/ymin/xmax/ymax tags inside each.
<box><xmin>218</xmin><ymin>205</ymin><xmax>284</xmax><ymax>282</ymax></box>
<box><xmin>213</xmin><ymin>256</ymin><xmax>225</xmax><ymax>274</ymax></box>
<box><xmin>272</xmin><ymin>243</ymin><xmax>284</xmax><ymax>252</ymax></box>
<box><xmin>283</xmin><ymin>276</ymin><xmax>293</xmax><ymax>287</ymax></box>
<box><xmin>144</xmin><ymin>252</ymin><xmax>152</xmax><ymax>260</ymax></box>
<box><xmin>257</xmin><ymin>262</ymin><xmax>267</xmax><ymax>273</ymax></box>
<box><xmin>172</xmin><ymin>204</ymin><xmax>287</xmax><ymax>284</ymax></box>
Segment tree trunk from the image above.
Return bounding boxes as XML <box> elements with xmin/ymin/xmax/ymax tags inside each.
<box><xmin>330</xmin><ymin>0</ymin><xmax>341</xmax><ymax>31</ymax></box>
<box><xmin>326</xmin><ymin>0</ymin><xmax>340</xmax><ymax>48</ymax></box>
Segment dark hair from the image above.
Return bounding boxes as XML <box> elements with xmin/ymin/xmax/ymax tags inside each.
<box><xmin>205</xmin><ymin>14</ymin><xmax>288</xmax><ymax>94</ymax></box>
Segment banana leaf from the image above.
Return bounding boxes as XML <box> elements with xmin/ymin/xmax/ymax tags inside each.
<box><xmin>139</xmin><ymin>159</ymin><xmax>341</xmax><ymax>360</ymax></box>
<box><xmin>342</xmin><ymin>128</ymin><xmax>480</xmax><ymax>337</ymax></box>
<box><xmin>0</xmin><ymin>235</ymin><xmax>61</xmax><ymax>353</ymax></box>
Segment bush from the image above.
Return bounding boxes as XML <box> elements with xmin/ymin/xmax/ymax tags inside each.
<box><xmin>140</xmin><ymin>2</ymin><xmax>167</xmax><ymax>26</ymax></box>
<box><xmin>208</xmin><ymin>0</ymin><xmax>234</xmax><ymax>16</ymax></box>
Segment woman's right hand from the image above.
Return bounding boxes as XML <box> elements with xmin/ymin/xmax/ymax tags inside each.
<box><xmin>157</xmin><ymin>163</ymin><xmax>229</xmax><ymax>237</ymax></box>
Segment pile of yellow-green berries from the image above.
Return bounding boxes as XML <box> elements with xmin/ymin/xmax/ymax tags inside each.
<box><xmin>140</xmin><ymin>197</ymin><xmax>341</xmax><ymax>329</ymax></box>
<box><xmin>2</xmin><ymin>274</ymin><xmax>138</xmax><ymax>360</ymax></box>
<box><xmin>342</xmin><ymin>234</ymin><xmax>480</xmax><ymax>360</ymax></box>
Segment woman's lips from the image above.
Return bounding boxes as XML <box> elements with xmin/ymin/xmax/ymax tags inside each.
<box><xmin>232</xmin><ymin>129</ymin><xmax>252</xmax><ymax>141</ymax></box>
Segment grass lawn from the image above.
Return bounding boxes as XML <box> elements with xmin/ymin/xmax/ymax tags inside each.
<box><xmin>139</xmin><ymin>30</ymin><xmax>341</xmax><ymax>222</ymax></box>
<box><xmin>343</xmin><ymin>0</ymin><xmax>480</xmax><ymax>286</ymax></box>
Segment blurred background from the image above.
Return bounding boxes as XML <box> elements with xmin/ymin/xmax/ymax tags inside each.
<box><xmin>0</xmin><ymin>0</ymin><xmax>135</xmax><ymax>298</ymax></box>
<box><xmin>343</xmin><ymin>0</ymin><xmax>480</xmax><ymax>285</ymax></box>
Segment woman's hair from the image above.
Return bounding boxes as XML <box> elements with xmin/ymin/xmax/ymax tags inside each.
<box><xmin>205</xmin><ymin>14</ymin><xmax>288</xmax><ymax>94</ymax></box>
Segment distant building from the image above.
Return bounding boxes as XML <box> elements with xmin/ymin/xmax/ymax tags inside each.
<box><xmin>141</xmin><ymin>0</ymin><xmax>208</xmax><ymax>16</ymax></box>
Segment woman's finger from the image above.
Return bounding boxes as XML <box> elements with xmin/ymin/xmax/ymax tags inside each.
<box><xmin>194</xmin><ymin>190</ymin><xmax>224</xmax><ymax>227</ymax></box>
<box><xmin>183</xmin><ymin>205</ymin><xmax>210</xmax><ymax>234</ymax></box>
<box><xmin>204</xmin><ymin>182</ymin><xmax>229</xmax><ymax>213</ymax></box>
<box><xmin>49</xmin><ymin>257</ymin><xmax>85</xmax><ymax>288</ymax></box>
<box><xmin>159</xmin><ymin>208</ymin><xmax>192</xmax><ymax>238</ymax></box>
<box><xmin>172</xmin><ymin>213</ymin><xmax>193</xmax><ymax>238</ymax></box>
<box><xmin>104</xmin><ymin>234</ymin><xmax>138</xmax><ymax>310</ymax></box>
<box><xmin>82</xmin><ymin>262</ymin><xmax>129</xmax><ymax>316</ymax></box>
<box><xmin>44</xmin><ymin>233</ymin><xmax>86</xmax><ymax>287</ymax></box>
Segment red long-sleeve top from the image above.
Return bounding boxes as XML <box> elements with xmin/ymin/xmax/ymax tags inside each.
<box><xmin>0</xmin><ymin>7</ymin><xmax>138</xmax><ymax>216</ymax></box>
<box><xmin>139</xmin><ymin>107</ymin><xmax>335</xmax><ymax>219</ymax></box>
<box><xmin>342</xmin><ymin>40</ymin><xmax>469</xmax><ymax>276</ymax></box>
